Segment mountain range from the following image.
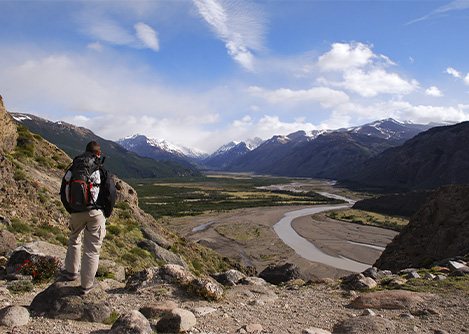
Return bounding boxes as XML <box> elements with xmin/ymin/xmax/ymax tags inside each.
<box><xmin>11</xmin><ymin>110</ymin><xmax>467</xmax><ymax>192</ymax></box>
<box><xmin>10</xmin><ymin>113</ymin><xmax>203</xmax><ymax>179</ymax></box>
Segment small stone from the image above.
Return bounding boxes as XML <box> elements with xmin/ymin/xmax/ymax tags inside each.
<box><xmin>433</xmin><ymin>330</ymin><xmax>449</xmax><ymax>334</ymax></box>
<box><xmin>434</xmin><ymin>275</ymin><xmax>447</xmax><ymax>281</ymax></box>
<box><xmin>405</xmin><ymin>271</ymin><xmax>421</xmax><ymax>279</ymax></box>
<box><xmin>448</xmin><ymin>260</ymin><xmax>466</xmax><ymax>272</ymax></box>
<box><xmin>192</xmin><ymin>307</ymin><xmax>216</xmax><ymax>317</ymax></box>
<box><xmin>361</xmin><ymin>309</ymin><xmax>376</xmax><ymax>316</ymax></box>
<box><xmin>243</xmin><ymin>323</ymin><xmax>263</xmax><ymax>333</ymax></box>
<box><xmin>424</xmin><ymin>273</ymin><xmax>436</xmax><ymax>280</ymax></box>
<box><xmin>302</xmin><ymin>328</ymin><xmax>332</xmax><ymax>334</ymax></box>
<box><xmin>400</xmin><ymin>313</ymin><xmax>415</xmax><ymax>319</ymax></box>
<box><xmin>388</xmin><ymin>278</ymin><xmax>407</xmax><ymax>287</ymax></box>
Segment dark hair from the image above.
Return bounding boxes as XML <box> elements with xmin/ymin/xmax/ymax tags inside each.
<box><xmin>86</xmin><ymin>141</ymin><xmax>101</xmax><ymax>155</ymax></box>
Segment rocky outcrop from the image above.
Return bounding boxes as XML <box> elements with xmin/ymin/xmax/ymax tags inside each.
<box><xmin>259</xmin><ymin>263</ymin><xmax>301</xmax><ymax>285</ymax></box>
<box><xmin>0</xmin><ymin>96</ymin><xmax>18</xmax><ymax>154</ymax></box>
<box><xmin>374</xmin><ymin>184</ymin><xmax>469</xmax><ymax>272</ymax></box>
<box><xmin>6</xmin><ymin>241</ymin><xmax>66</xmax><ymax>274</ymax></box>
<box><xmin>30</xmin><ymin>278</ymin><xmax>111</xmax><ymax>322</ymax></box>
<box><xmin>137</xmin><ymin>240</ymin><xmax>188</xmax><ymax>269</ymax></box>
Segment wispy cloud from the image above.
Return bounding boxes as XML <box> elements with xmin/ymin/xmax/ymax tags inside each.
<box><xmin>134</xmin><ymin>22</ymin><xmax>160</xmax><ymax>52</ymax></box>
<box><xmin>407</xmin><ymin>0</ymin><xmax>469</xmax><ymax>25</ymax></box>
<box><xmin>193</xmin><ymin>0</ymin><xmax>266</xmax><ymax>71</ymax></box>
<box><xmin>80</xmin><ymin>10</ymin><xmax>160</xmax><ymax>52</ymax></box>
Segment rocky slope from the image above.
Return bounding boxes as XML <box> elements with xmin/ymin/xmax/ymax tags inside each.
<box><xmin>374</xmin><ymin>184</ymin><xmax>469</xmax><ymax>271</ymax></box>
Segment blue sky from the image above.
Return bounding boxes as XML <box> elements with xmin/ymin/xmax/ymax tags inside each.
<box><xmin>1</xmin><ymin>0</ymin><xmax>469</xmax><ymax>153</ymax></box>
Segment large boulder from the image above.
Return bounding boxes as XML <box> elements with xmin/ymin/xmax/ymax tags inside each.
<box><xmin>156</xmin><ymin>308</ymin><xmax>196</xmax><ymax>333</ymax></box>
<box><xmin>140</xmin><ymin>225</ymin><xmax>172</xmax><ymax>249</ymax></box>
<box><xmin>211</xmin><ymin>269</ymin><xmax>246</xmax><ymax>286</ymax></box>
<box><xmin>137</xmin><ymin>240</ymin><xmax>188</xmax><ymax>269</ymax></box>
<box><xmin>0</xmin><ymin>230</ymin><xmax>16</xmax><ymax>254</ymax></box>
<box><xmin>125</xmin><ymin>265</ymin><xmax>195</xmax><ymax>291</ymax></box>
<box><xmin>341</xmin><ymin>273</ymin><xmax>377</xmax><ymax>291</ymax></box>
<box><xmin>6</xmin><ymin>241</ymin><xmax>66</xmax><ymax>274</ymax></box>
<box><xmin>333</xmin><ymin>316</ymin><xmax>395</xmax><ymax>334</ymax></box>
<box><xmin>259</xmin><ymin>263</ymin><xmax>301</xmax><ymax>285</ymax></box>
<box><xmin>109</xmin><ymin>310</ymin><xmax>152</xmax><ymax>334</ymax></box>
<box><xmin>0</xmin><ymin>305</ymin><xmax>30</xmax><ymax>327</ymax></box>
<box><xmin>30</xmin><ymin>278</ymin><xmax>111</xmax><ymax>323</ymax></box>
<box><xmin>375</xmin><ymin>185</ymin><xmax>469</xmax><ymax>272</ymax></box>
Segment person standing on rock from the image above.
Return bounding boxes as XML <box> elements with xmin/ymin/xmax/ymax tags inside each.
<box><xmin>60</xmin><ymin>141</ymin><xmax>116</xmax><ymax>294</ymax></box>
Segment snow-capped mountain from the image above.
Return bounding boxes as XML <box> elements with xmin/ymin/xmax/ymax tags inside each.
<box><xmin>341</xmin><ymin>118</ymin><xmax>433</xmax><ymax>141</ymax></box>
<box><xmin>225</xmin><ymin>118</ymin><xmax>438</xmax><ymax>178</ymax></box>
<box><xmin>117</xmin><ymin>135</ymin><xmax>207</xmax><ymax>168</ymax></box>
<box><xmin>203</xmin><ymin>138</ymin><xmax>263</xmax><ymax>169</ymax></box>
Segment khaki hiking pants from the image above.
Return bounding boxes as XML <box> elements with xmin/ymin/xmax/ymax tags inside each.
<box><xmin>64</xmin><ymin>209</ymin><xmax>106</xmax><ymax>289</ymax></box>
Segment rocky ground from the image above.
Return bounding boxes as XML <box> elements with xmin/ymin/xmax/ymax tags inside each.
<box><xmin>0</xmin><ymin>262</ymin><xmax>468</xmax><ymax>334</ymax></box>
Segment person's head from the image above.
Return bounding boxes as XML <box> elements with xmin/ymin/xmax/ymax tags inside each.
<box><xmin>85</xmin><ymin>141</ymin><xmax>101</xmax><ymax>157</ymax></box>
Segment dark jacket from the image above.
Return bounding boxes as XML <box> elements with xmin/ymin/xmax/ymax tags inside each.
<box><xmin>60</xmin><ymin>153</ymin><xmax>117</xmax><ymax>218</ymax></box>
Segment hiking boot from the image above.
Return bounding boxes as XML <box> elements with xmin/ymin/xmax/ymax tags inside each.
<box><xmin>60</xmin><ymin>269</ymin><xmax>78</xmax><ymax>281</ymax></box>
<box><xmin>80</xmin><ymin>284</ymin><xmax>95</xmax><ymax>295</ymax></box>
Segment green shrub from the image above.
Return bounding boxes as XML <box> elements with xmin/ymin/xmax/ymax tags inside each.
<box><xmin>107</xmin><ymin>225</ymin><xmax>122</xmax><ymax>236</ymax></box>
<box><xmin>115</xmin><ymin>202</ymin><xmax>130</xmax><ymax>210</ymax></box>
<box><xmin>8</xmin><ymin>280</ymin><xmax>34</xmax><ymax>293</ymax></box>
<box><xmin>56</xmin><ymin>235</ymin><xmax>69</xmax><ymax>246</ymax></box>
<box><xmin>13</xmin><ymin>169</ymin><xmax>27</xmax><ymax>181</ymax></box>
<box><xmin>37</xmin><ymin>192</ymin><xmax>48</xmax><ymax>203</ymax></box>
<box><xmin>104</xmin><ymin>312</ymin><xmax>120</xmax><ymax>325</ymax></box>
<box><xmin>8</xmin><ymin>219</ymin><xmax>30</xmax><ymax>233</ymax></box>
<box><xmin>121</xmin><ymin>253</ymin><xmax>138</xmax><ymax>263</ymax></box>
<box><xmin>119</xmin><ymin>211</ymin><xmax>132</xmax><ymax>219</ymax></box>
<box><xmin>130</xmin><ymin>247</ymin><xmax>150</xmax><ymax>258</ymax></box>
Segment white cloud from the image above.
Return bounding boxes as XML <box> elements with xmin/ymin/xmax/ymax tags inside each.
<box><xmin>248</xmin><ymin>86</ymin><xmax>349</xmax><ymax>108</ymax></box>
<box><xmin>317</xmin><ymin>42</ymin><xmax>375</xmax><ymax>72</ymax></box>
<box><xmin>465</xmin><ymin>73</ymin><xmax>469</xmax><ymax>85</ymax></box>
<box><xmin>447</xmin><ymin>67</ymin><xmax>462</xmax><ymax>78</ymax></box>
<box><xmin>425</xmin><ymin>86</ymin><xmax>443</xmax><ymax>97</ymax></box>
<box><xmin>339</xmin><ymin>69</ymin><xmax>418</xmax><ymax>97</ymax></box>
<box><xmin>193</xmin><ymin>0</ymin><xmax>266</xmax><ymax>71</ymax></box>
<box><xmin>134</xmin><ymin>22</ymin><xmax>160</xmax><ymax>52</ymax></box>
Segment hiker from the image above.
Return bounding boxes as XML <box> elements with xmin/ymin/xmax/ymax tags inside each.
<box><xmin>60</xmin><ymin>141</ymin><xmax>116</xmax><ymax>294</ymax></box>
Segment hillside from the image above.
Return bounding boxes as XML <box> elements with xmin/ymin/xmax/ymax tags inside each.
<box><xmin>10</xmin><ymin>113</ymin><xmax>203</xmax><ymax>179</ymax></box>
<box><xmin>343</xmin><ymin>122</ymin><xmax>469</xmax><ymax>191</ymax></box>
<box><xmin>374</xmin><ymin>184</ymin><xmax>469</xmax><ymax>271</ymax></box>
